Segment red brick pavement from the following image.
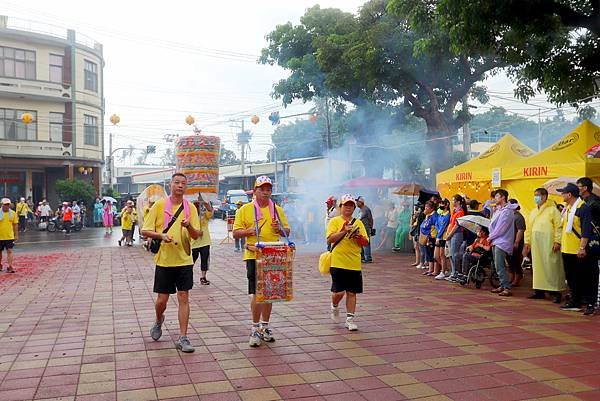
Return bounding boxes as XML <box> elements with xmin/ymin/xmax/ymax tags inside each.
<box><xmin>0</xmin><ymin>244</ymin><xmax>599</xmax><ymax>401</ymax></box>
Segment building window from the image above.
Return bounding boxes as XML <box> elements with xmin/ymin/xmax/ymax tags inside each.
<box><xmin>84</xmin><ymin>115</ymin><xmax>98</xmax><ymax>146</ymax></box>
<box><xmin>49</xmin><ymin>54</ymin><xmax>63</xmax><ymax>83</ymax></box>
<box><xmin>84</xmin><ymin>60</ymin><xmax>98</xmax><ymax>92</ymax></box>
<box><xmin>0</xmin><ymin>46</ymin><xmax>35</xmax><ymax>79</ymax></box>
<box><xmin>0</xmin><ymin>108</ymin><xmax>37</xmax><ymax>140</ymax></box>
<box><xmin>49</xmin><ymin>112</ymin><xmax>63</xmax><ymax>142</ymax></box>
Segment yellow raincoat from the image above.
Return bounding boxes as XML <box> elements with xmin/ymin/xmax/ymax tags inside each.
<box><xmin>524</xmin><ymin>201</ymin><xmax>566</xmax><ymax>292</ymax></box>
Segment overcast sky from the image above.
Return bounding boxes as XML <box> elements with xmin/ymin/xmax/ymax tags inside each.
<box><xmin>2</xmin><ymin>0</ymin><xmax>584</xmax><ymax>165</ymax></box>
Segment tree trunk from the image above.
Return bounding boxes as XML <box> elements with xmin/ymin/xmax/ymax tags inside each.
<box><xmin>424</xmin><ymin>116</ymin><xmax>453</xmax><ymax>179</ymax></box>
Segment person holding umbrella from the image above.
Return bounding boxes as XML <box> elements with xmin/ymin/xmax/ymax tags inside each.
<box><xmin>523</xmin><ymin>188</ymin><xmax>565</xmax><ymax>303</ymax></box>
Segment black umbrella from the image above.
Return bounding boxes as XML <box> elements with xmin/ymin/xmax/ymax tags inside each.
<box><xmin>417</xmin><ymin>189</ymin><xmax>440</xmax><ymax>205</ymax></box>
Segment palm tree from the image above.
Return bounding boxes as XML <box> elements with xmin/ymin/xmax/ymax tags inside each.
<box><xmin>118</xmin><ymin>144</ymin><xmax>136</xmax><ymax>164</ymax></box>
<box><xmin>160</xmin><ymin>148</ymin><xmax>176</xmax><ymax>166</ymax></box>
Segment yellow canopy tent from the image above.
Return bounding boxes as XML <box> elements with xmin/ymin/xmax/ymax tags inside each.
<box><xmin>502</xmin><ymin>120</ymin><xmax>600</xmax><ymax>214</ymax></box>
<box><xmin>436</xmin><ymin>134</ymin><xmax>535</xmax><ymax>202</ymax></box>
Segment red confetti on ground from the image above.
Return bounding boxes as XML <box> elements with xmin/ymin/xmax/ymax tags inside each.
<box><xmin>0</xmin><ymin>252</ymin><xmax>68</xmax><ymax>284</ymax></box>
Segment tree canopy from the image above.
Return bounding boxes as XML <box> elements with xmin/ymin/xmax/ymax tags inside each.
<box><xmin>431</xmin><ymin>0</ymin><xmax>600</xmax><ymax>108</ymax></box>
<box><xmin>220</xmin><ymin>144</ymin><xmax>240</xmax><ymax>166</ymax></box>
<box><xmin>260</xmin><ymin>0</ymin><xmax>503</xmax><ymax>174</ymax></box>
<box><xmin>55</xmin><ymin>179</ymin><xmax>97</xmax><ymax>206</ymax></box>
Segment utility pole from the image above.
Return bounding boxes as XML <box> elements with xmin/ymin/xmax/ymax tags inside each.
<box><xmin>537</xmin><ymin>108</ymin><xmax>542</xmax><ymax>151</ymax></box>
<box><xmin>240</xmin><ymin>120</ymin><xmax>246</xmax><ymax>175</ymax></box>
<box><xmin>462</xmin><ymin>95</ymin><xmax>471</xmax><ymax>157</ymax></box>
<box><xmin>324</xmin><ymin>96</ymin><xmax>332</xmax><ymax>184</ymax></box>
<box><xmin>108</xmin><ymin>132</ymin><xmax>113</xmax><ymax>190</ymax></box>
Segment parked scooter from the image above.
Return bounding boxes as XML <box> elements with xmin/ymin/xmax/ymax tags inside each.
<box><xmin>47</xmin><ymin>216</ymin><xmax>82</xmax><ymax>232</ymax></box>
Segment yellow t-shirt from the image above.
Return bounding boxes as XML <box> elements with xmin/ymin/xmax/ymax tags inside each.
<box><xmin>233</xmin><ymin>201</ymin><xmax>290</xmax><ymax>260</ymax></box>
<box><xmin>561</xmin><ymin>201</ymin><xmax>586</xmax><ymax>255</ymax></box>
<box><xmin>192</xmin><ymin>210</ymin><xmax>213</xmax><ymax>249</ymax></box>
<box><xmin>142</xmin><ymin>199</ymin><xmax>200</xmax><ymax>267</ymax></box>
<box><xmin>16</xmin><ymin>202</ymin><xmax>29</xmax><ymax>216</ymax></box>
<box><xmin>0</xmin><ymin>209</ymin><xmax>18</xmax><ymax>240</ymax></box>
<box><xmin>121</xmin><ymin>209</ymin><xmax>135</xmax><ymax>230</ymax></box>
<box><xmin>326</xmin><ymin>216</ymin><xmax>369</xmax><ymax>271</ymax></box>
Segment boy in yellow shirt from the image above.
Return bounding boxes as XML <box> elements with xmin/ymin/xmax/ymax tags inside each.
<box><xmin>118</xmin><ymin>200</ymin><xmax>137</xmax><ymax>247</ymax></box>
<box><xmin>142</xmin><ymin>173</ymin><xmax>201</xmax><ymax>353</ymax></box>
<box><xmin>233</xmin><ymin>176</ymin><xmax>290</xmax><ymax>347</ymax></box>
<box><xmin>192</xmin><ymin>196</ymin><xmax>213</xmax><ymax>285</ymax></box>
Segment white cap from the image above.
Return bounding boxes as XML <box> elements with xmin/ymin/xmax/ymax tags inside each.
<box><xmin>339</xmin><ymin>194</ymin><xmax>357</xmax><ymax>207</ymax></box>
<box><xmin>2</xmin><ymin>198</ymin><xmax>11</xmax><ymax>205</ymax></box>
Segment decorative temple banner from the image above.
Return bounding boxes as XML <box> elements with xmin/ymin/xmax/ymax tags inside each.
<box><xmin>255</xmin><ymin>242</ymin><xmax>294</xmax><ymax>303</ymax></box>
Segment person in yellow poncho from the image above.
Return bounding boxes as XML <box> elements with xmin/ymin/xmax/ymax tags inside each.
<box><xmin>523</xmin><ymin>188</ymin><xmax>565</xmax><ymax>304</ymax></box>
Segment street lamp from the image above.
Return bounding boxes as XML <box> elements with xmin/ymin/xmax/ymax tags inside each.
<box><xmin>108</xmin><ymin>114</ymin><xmax>120</xmax><ymax>190</ymax></box>
<box><xmin>538</xmin><ymin>120</ymin><xmax>564</xmax><ymax>151</ymax></box>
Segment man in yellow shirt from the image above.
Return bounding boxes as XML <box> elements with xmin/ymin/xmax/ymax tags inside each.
<box><xmin>16</xmin><ymin>197</ymin><xmax>30</xmax><ymax>232</ymax></box>
<box><xmin>0</xmin><ymin>198</ymin><xmax>19</xmax><ymax>273</ymax></box>
<box><xmin>557</xmin><ymin>183</ymin><xmax>596</xmax><ymax>315</ymax></box>
<box><xmin>142</xmin><ymin>173</ymin><xmax>201</xmax><ymax>353</ymax></box>
<box><xmin>192</xmin><ymin>196</ymin><xmax>213</xmax><ymax>285</ymax></box>
<box><xmin>233</xmin><ymin>175</ymin><xmax>290</xmax><ymax>347</ymax></box>
<box><xmin>326</xmin><ymin>194</ymin><xmax>369</xmax><ymax>331</ymax></box>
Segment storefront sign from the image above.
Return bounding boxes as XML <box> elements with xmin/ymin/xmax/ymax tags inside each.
<box><xmin>0</xmin><ymin>172</ymin><xmax>20</xmax><ymax>184</ymax></box>
<box><xmin>455</xmin><ymin>172</ymin><xmax>473</xmax><ymax>181</ymax></box>
<box><xmin>492</xmin><ymin>168</ymin><xmax>501</xmax><ymax>187</ymax></box>
<box><xmin>523</xmin><ymin>166</ymin><xmax>548</xmax><ymax>177</ymax></box>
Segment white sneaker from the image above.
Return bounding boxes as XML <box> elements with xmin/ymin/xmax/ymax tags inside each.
<box><xmin>345</xmin><ymin>318</ymin><xmax>358</xmax><ymax>331</ymax></box>
<box><xmin>420</xmin><ymin>265</ymin><xmax>428</xmax><ymax>269</ymax></box>
<box><xmin>248</xmin><ymin>330</ymin><xmax>262</xmax><ymax>347</ymax></box>
<box><xmin>330</xmin><ymin>304</ymin><xmax>340</xmax><ymax>321</ymax></box>
<box><xmin>434</xmin><ymin>272</ymin><xmax>446</xmax><ymax>280</ymax></box>
<box><xmin>261</xmin><ymin>327</ymin><xmax>275</xmax><ymax>343</ymax></box>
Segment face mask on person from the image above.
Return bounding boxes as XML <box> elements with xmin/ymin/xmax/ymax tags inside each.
<box><xmin>533</xmin><ymin>195</ymin><xmax>543</xmax><ymax>205</ymax></box>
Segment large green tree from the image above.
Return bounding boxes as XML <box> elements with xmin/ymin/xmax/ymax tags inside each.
<box><xmin>55</xmin><ymin>179</ymin><xmax>97</xmax><ymax>206</ymax></box>
<box><xmin>433</xmin><ymin>0</ymin><xmax>600</xmax><ymax>109</ymax></box>
<box><xmin>260</xmin><ymin>0</ymin><xmax>503</xmax><ymax>174</ymax></box>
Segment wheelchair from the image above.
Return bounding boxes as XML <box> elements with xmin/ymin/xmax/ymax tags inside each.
<box><xmin>460</xmin><ymin>249</ymin><xmax>500</xmax><ymax>289</ymax></box>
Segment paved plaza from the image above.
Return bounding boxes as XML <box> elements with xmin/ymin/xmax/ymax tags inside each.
<box><xmin>1</xmin><ymin>236</ymin><xmax>600</xmax><ymax>401</ymax></box>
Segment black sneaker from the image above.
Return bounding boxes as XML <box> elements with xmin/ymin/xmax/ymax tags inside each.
<box><xmin>560</xmin><ymin>302</ymin><xmax>582</xmax><ymax>312</ymax></box>
<box><xmin>583</xmin><ymin>304</ymin><xmax>595</xmax><ymax>316</ymax></box>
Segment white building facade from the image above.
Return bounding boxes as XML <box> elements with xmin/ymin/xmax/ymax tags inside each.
<box><xmin>0</xmin><ymin>16</ymin><xmax>104</xmax><ymax>205</ymax></box>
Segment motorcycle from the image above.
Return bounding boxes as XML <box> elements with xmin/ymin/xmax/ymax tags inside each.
<box><xmin>47</xmin><ymin>216</ymin><xmax>82</xmax><ymax>232</ymax></box>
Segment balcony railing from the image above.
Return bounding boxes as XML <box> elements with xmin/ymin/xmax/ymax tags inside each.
<box><xmin>0</xmin><ymin>139</ymin><xmax>71</xmax><ymax>158</ymax></box>
<box><xmin>0</xmin><ymin>16</ymin><xmax>101</xmax><ymax>52</ymax></box>
<box><xmin>0</xmin><ymin>76</ymin><xmax>71</xmax><ymax>100</ymax></box>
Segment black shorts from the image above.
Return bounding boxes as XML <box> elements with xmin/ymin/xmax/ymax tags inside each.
<box><xmin>435</xmin><ymin>239</ymin><xmax>446</xmax><ymax>247</ymax></box>
<box><xmin>153</xmin><ymin>265</ymin><xmax>193</xmax><ymax>294</ymax></box>
<box><xmin>122</xmin><ymin>228</ymin><xmax>132</xmax><ymax>238</ymax></box>
<box><xmin>330</xmin><ymin>267</ymin><xmax>363</xmax><ymax>294</ymax></box>
<box><xmin>192</xmin><ymin>245</ymin><xmax>210</xmax><ymax>271</ymax></box>
<box><xmin>246</xmin><ymin>259</ymin><xmax>257</xmax><ymax>294</ymax></box>
<box><xmin>0</xmin><ymin>240</ymin><xmax>14</xmax><ymax>251</ymax></box>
